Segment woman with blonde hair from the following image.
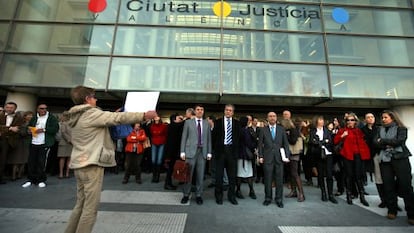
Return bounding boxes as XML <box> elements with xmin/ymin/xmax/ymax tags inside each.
<box><xmin>281</xmin><ymin>118</ymin><xmax>305</xmax><ymax>202</ymax></box>
<box><xmin>334</xmin><ymin>113</ymin><xmax>370</xmax><ymax>206</ymax></box>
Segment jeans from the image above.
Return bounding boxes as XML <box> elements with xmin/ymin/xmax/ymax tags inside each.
<box><xmin>65</xmin><ymin>165</ymin><xmax>104</xmax><ymax>233</ymax></box>
<box><xmin>151</xmin><ymin>144</ymin><xmax>165</xmax><ymax>166</ymax></box>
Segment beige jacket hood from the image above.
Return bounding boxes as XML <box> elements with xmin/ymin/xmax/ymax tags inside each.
<box><xmin>65</xmin><ymin>104</ymin><xmax>144</xmax><ymax>169</ymax></box>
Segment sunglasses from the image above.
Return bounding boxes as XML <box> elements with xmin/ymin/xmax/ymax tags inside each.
<box><xmin>346</xmin><ymin>119</ymin><xmax>356</xmax><ymax>122</ymax></box>
<box><xmin>88</xmin><ymin>94</ymin><xmax>97</xmax><ymax>99</ymax></box>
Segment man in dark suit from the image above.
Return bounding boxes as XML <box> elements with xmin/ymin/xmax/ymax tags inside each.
<box><xmin>180</xmin><ymin>104</ymin><xmax>212</xmax><ymax>205</ymax></box>
<box><xmin>0</xmin><ymin>102</ymin><xmax>24</xmax><ymax>184</ymax></box>
<box><xmin>258</xmin><ymin>112</ymin><xmax>291</xmax><ymax>208</ymax></box>
<box><xmin>213</xmin><ymin>104</ymin><xmax>240</xmax><ymax>205</ymax></box>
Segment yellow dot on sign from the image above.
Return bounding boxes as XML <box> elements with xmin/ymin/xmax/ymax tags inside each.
<box><xmin>213</xmin><ymin>2</ymin><xmax>231</xmax><ymax>17</ymax></box>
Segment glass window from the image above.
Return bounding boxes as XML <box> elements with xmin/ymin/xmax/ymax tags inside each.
<box><xmin>0</xmin><ymin>23</ymin><xmax>10</xmax><ymax>51</ymax></box>
<box><xmin>223</xmin><ymin>30</ymin><xmax>325</xmax><ymax>62</ymax></box>
<box><xmin>16</xmin><ymin>0</ymin><xmax>118</xmax><ymax>23</ymax></box>
<box><xmin>109</xmin><ymin>58</ymin><xmax>219</xmax><ymax>93</ymax></box>
<box><xmin>119</xmin><ymin>0</ymin><xmax>322</xmax><ymax>32</ymax></box>
<box><xmin>114</xmin><ymin>26</ymin><xmax>325</xmax><ymax>62</ymax></box>
<box><xmin>324</xmin><ymin>7</ymin><xmax>414</xmax><ymax>36</ymax></box>
<box><xmin>7</xmin><ymin>24</ymin><xmax>114</xmax><ymax>55</ymax></box>
<box><xmin>222</xmin><ymin>61</ymin><xmax>329</xmax><ymax>97</ymax></box>
<box><xmin>322</xmin><ymin>0</ymin><xmax>412</xmax><ymax>8</ymax></box>
<box><xmin>327</xmin><ymin>35</ymin><xmax>414</xmax><ymax>66</ymax></box>
<box><xmin>0</xmin><ymin>0</ymin><xmax>18</xmax><ymax>19</ymax></box>
<box><xmin>114</xmin><ymin>26</ymin><xmax>220</xmax><ymax>58</ymax></box>
<box><xmin>0</xmin><ymin>54</ymin><xmax>109</xmax><ymax>89</ymax></box>
<box><xmin>330</xmin><ymin>66</ymin><xmax>414</xmax><ymax>99</ymax></box>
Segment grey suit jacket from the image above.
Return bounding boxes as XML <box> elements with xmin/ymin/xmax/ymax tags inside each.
<box><xmin>180</xmin><ymin>118</ymin><xmax>212</xmax><ymax>159</ymax></box>
<box><xmin>258</xmin><ymin>125</ymin><xmax>291</xmax><ymax>164</ymax></box>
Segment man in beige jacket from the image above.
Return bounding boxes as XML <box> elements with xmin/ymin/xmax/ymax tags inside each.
<box><xmin>64</xmin><ymin>86</ymin><xmax>156</xmax><ymax>233</ymax></box>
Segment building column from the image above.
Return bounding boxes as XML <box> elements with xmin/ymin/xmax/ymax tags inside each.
<box><xmin>5</xmin><ymin>92</ymin><xmax>37</xmax><ymax>112</ymax></box>
<box><xmin>394</xmin><ymin>106</ymin><xmax>414</xmax><ymax>174</ymax></box>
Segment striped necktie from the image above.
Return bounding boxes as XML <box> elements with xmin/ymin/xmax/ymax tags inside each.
<box><xmin>225</xmin><ymin>118</ymin><xmax>232</xmax><ymax>145</ymax></box>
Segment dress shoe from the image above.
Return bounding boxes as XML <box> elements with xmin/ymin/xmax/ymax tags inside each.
<box><xmin>0</xmin><ymin>180</ymin><xmax>6</xmax><ymax>184</ymax></box>
<box><xmin>276</xmin><ymin>201</ymin><xmax>284</xmax><ymax>208</ymax></box>
<box><xmin>196</xmin><ymin>197</ymin><xmax>203</xmax><ymax>205</ymax></box>
<box><xmin>181</xmin><ymin>196</ymin><xmax>189</xmax><ymax>204</ymax></box>
<box><xmin>297</xmin><ymin>193</ymin><xmax>305</xmax><ymax>202</ymax></box>
<box><xmin>216</xmin><ymin>199</ymin><xmax>223</xmax><ymax>205</ymax></box>
<box><xmin>236</xmin><ymin>190</ymin><xmax>244</xmax><ymax>199</ymax></box>
<box><xmin>263</xmin><ymin>200</ymin><xmax>271</xmax><ymax>206</ymax></box>
<box><xmin>249</xmin><ymin>191</ymin><xmax>257</xmax><ymax>199</ymax></box>
<box><xmin>408</xmin><ymin>218</ymin><xmax>414</xmax><ymax>225</ymax></box>
<box><xmin>285</xmin><ymin>190</ymin><xmax>297</xmax><ymax>198</ymax></box>
<box><xmin>229</xmin><ymin>198</ymin><xmax>238</xmax><ymax>205</ymax></box>
<box><xmin>378</xmin><ymin>202</ymin><xmax>386</xmax><ymax>208</ymax></box>
<box><xmin>122</xmin><ymin>179</ymin><xmax>128</xmax><ymax>184</ymax></box>
<box><xmin>387</xmin><ymin>213</ymin><xmax>397</xmax><ymax>220</ymax></box>
<box><xmin>328</xmin><ymin>195</ymin><xmax>338</xmax><ymax>204</ymax></box>
<box><xmin>334</xmin><ymin>191</ymin><xmax>343</xmax><ymax>196</ymax></box>
<box><xmin>164</xmin><ymin>184</ymin><xmax>177</xmax><ymax>190</ymax></box>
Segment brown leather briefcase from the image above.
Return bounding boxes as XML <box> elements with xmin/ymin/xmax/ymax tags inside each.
<box><xmin>173</xmin><ymin>160</ymin><xmax>191</xmax><ymax>183</ymax></box>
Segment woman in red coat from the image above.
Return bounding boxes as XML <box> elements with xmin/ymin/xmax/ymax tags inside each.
<box><xmin>334</xmin><ymin>113</ymin><xmax>370</xmax><ymax>206</ymax></box>
<box><xmin>149</xmin><ymin>116</ymin><xmax>168</xmax><ymax>183</ymax></box>
<box><xmin>123</xmin><ymin>122</ymin><xmax>147</xmax><ymax>184</ymax></box>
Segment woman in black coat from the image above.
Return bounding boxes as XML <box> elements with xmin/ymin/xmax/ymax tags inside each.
<box><xmin>374</xmin><ymin>110</ymin><xmax>414</xmax><ymax>225</ymax></box>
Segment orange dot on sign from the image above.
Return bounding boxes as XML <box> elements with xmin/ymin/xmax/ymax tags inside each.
<box><xmin>213</xmin><ymin>2</ymin><xmax>231</xmax><ymax>17</ymax></box>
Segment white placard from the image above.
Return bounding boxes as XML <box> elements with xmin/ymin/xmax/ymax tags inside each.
<box><xmin>124</xmin><ymin>92</ymin><xmax>159</xmax><ymax>112</ymax></box>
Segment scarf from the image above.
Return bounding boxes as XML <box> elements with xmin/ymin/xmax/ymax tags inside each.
<box><xmin>379</xmin><ymin>122</ymin><xmax>402</xmax><ymax>162</ymax></box>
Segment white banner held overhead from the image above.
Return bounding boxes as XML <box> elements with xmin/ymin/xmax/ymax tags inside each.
<box><xmin>124</xmin><ymin>92</ymin><xmax>159</xmax><ymax>112</ymax></box>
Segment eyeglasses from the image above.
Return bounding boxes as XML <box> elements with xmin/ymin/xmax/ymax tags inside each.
<box><xmin>346</xmin><ymin>119</ymin><xmax>356</xmax><ymax>122</ymax></box>
<box><xmin>38</xmin><ymin>107</ymin><xmax>47</xmax><ymax>110</ymax></box>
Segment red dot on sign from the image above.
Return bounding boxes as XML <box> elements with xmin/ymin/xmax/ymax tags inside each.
<box><xmin>88</xmin><ymin>0</ymin><xmax>107</xmax><ymax>13</ymax></box>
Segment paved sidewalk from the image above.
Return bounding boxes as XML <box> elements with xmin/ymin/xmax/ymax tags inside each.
<box><xmin>0</xmin><ymin>172</ymin><xmax>413</xmax><ymax>233</ymax></box>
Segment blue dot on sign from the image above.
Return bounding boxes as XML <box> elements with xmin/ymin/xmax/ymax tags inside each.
<box><xmin>332</xmin><ymin>8</ymin><xmax>349</xmax><ymax>24</ymax></box>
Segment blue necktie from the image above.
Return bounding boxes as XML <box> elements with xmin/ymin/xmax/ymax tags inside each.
<box><xmin>225</xmin><ymin>118</ymin><xmax>232</xmax><ymax>145</ymax></box>
<box><xmin>271</xmin><ymin>126</ymin><xmax>275</xmax><ymax>140</ymax></box>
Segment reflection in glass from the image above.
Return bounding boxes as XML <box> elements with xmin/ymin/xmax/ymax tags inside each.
<box><xmin>223</xmin><ymin>61</ymin><xmax>328</xmax><ymax>97</ymax></box>
<box><xmin>327</xmin><ymin>35</ymin><xmax>414</xmax><ymax>66</ymax></box>
<box><xmin>119</xmin><ymin>0</ymin><xmax>321</xmax><ymax>32</ymax></box>
<box><xmin>324</xmin><ymin>7</ymin><xmax>414</xmax><ymax>36</ymax></box>
<box><xmin>322</xmin><ymin>0</ymin><xmax>411</xmax><ymax>8</ymax></box>
<box><xmin>0</xmin><ymin>23</ymin><xmax>10</xmax><ymax>51</ymax></box>
<box><xmin>114</xmin><ymin>26</ymin><xmax>220</xmax><ymax>58</ymax></box>
<box><xmin>16</xmin><ymin>0</ymin><xmax>118</xmax><ymax>23</ymax></box>
<box><xmin>223</xmin><ymin>30</ymin><xmax>325</xmax><ymax>62</ymax></box>
<box><xmin>8</xmin><ymin>24</ymin><xmax>114</xmax><ymax>54</ymax></box>
<box><xmin>0</xmin><ymin>54</ymin><xmax>109</xmax><ymax>88</ymax></box>
<box><xmin>109</xmin><ymin>58</ymin><xmax>219</xmax><ymax>92</ymax></box>
<box><xmin>331</xmin><ymin>66</ymin><xmax>414</xmax><ymax>99</ymax></box>
<box><xmin>0</xmin><ymin>0</ymin><xmax>17</xmax><ymax>19</ymax></box>
<box><xmin>114</xmin><ymin>26</ymin><xmax>325</xmax><ymax>62</ymax></box>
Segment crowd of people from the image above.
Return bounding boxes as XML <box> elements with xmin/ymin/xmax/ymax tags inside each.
<box><xmin>1</xmin><ymin>86</ymin><xmax>414</xmax><ymax>232</ymax></box>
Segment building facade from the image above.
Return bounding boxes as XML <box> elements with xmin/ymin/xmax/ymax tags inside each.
<box><xmin>1</xmin><ymin>1</ymin><xmax>414</xmax><ymax>161</ymax></box>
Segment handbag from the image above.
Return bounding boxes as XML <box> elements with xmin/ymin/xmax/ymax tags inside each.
<box><xmin>173</xmin><ymin>160</ymin><xmax>191</xmax><ymax>183</ymax></box>
<box><xmin>142</xmin><ymin>138</ymin><xmax>151</xmax><ymax>149</ymax></box>
<box><xmin>334</xmin><ymin>140</ymin><xmax>344</xmax><ymax>154</ymax></box>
